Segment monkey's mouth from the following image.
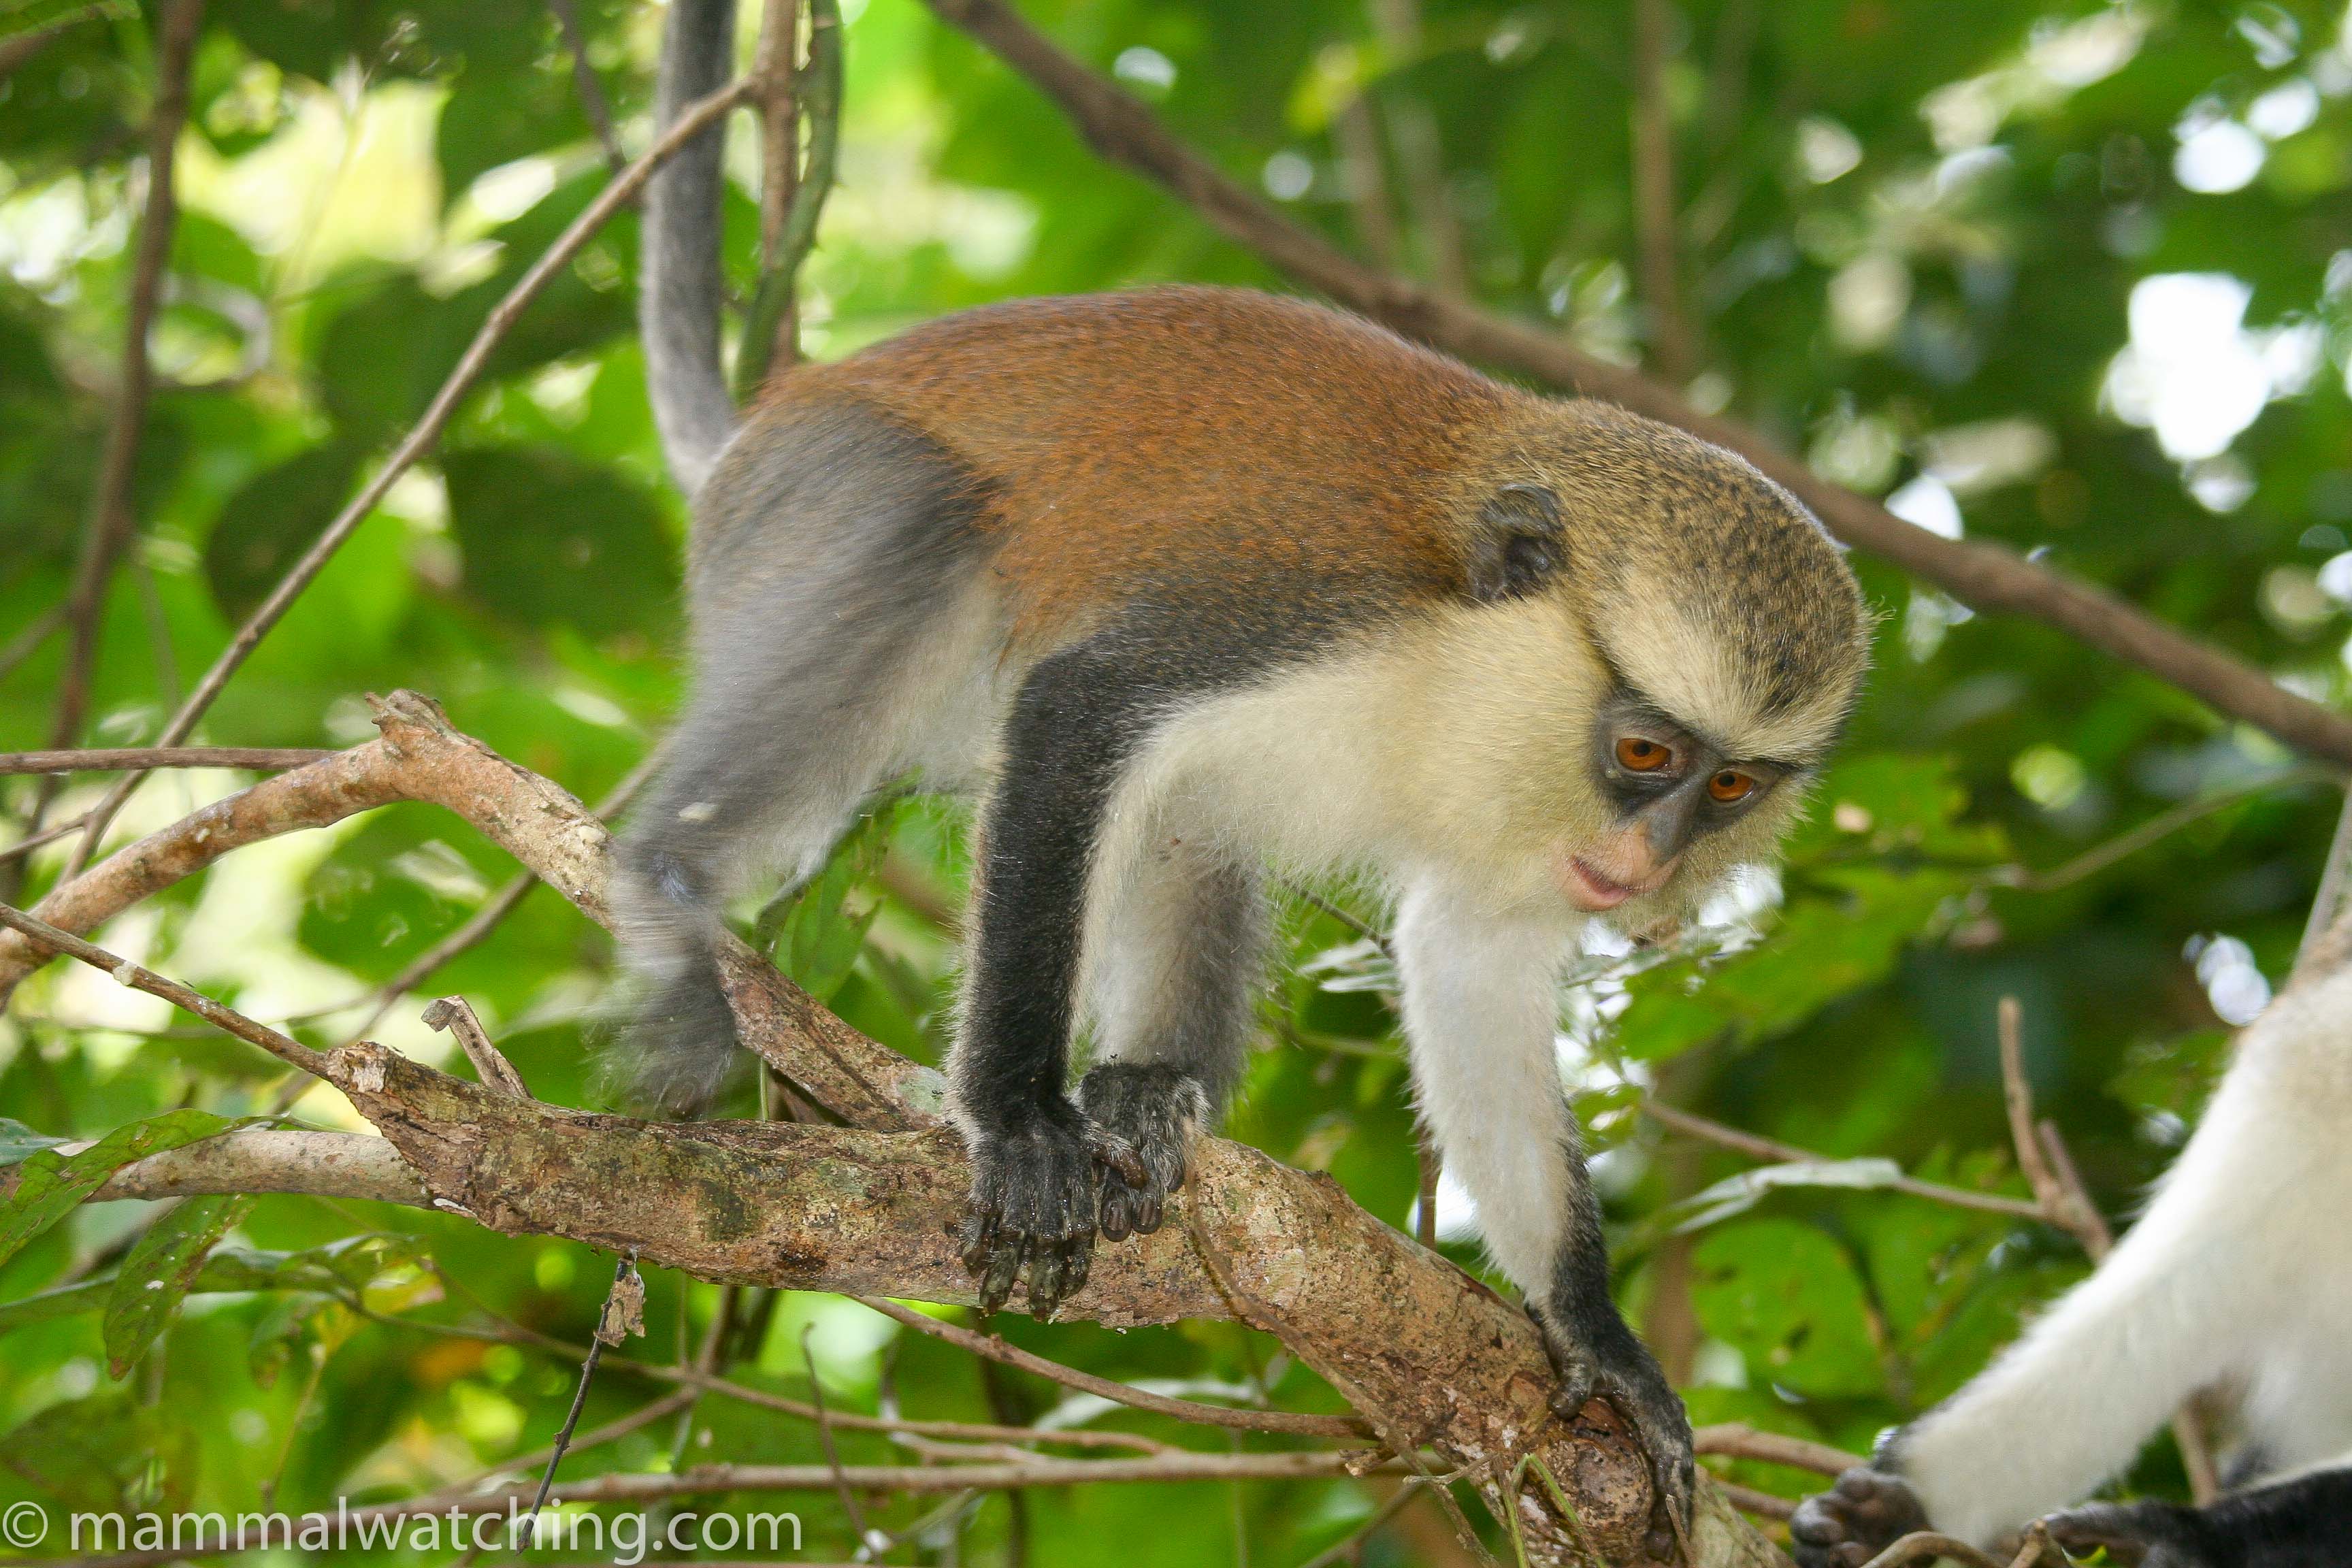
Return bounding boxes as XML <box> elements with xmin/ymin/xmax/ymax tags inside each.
<box><xmin>1563</xmin><ymin>855</ymin><xmax>1650</xmax><ymax>912</ymax></box>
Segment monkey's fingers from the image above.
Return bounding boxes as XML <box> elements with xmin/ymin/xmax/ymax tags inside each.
<box><xmin>1544</xmin><ymin>1350</ymin><xmax>1601</xmax><ymax>1423</ymax></box>
<box><xmin>1024</xmin><ymin>1228</ymin><xmax>1081</xmax><ymax>1309</ymax></box>
<box><xmin>1033</xmin><ymin>1231</ymin><xmax>1094</xmax><ymax>1310</ymax></box>
<box><xmin>957</xmin><ymin>1209</ymin><xmax>1002</xmax><ymax>1275</ymax></box>
<box><xmin>1087</xmin><ymin>1126</ymin><xmax>1150</xmax><ymax>1189</ymax></box>
<box><xmin>1100</xmin><ymin>1183</ymin><xmax>1140</xmax><ymax>1243</ymax></box>
<box><xmin>1130</xmin><ymin>1186</ymin><xmax>1165</xmax><ymax>1236</ymax></box>
<box><xmin>975</xmin><ymin>1232</ymin><xmax>1024</xmax><ymax>1316</ymax></box>
<box><xmin>2044</xmin><ymin>1501</ymin><xmax>2185</xmax><ymax>1561</ymax></box>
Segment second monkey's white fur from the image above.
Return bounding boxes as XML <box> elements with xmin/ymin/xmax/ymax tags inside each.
<box><xmin>1892</xmin><ymin>956</ymin><xmax>2352</xmax><ymax>1546</ymax></box>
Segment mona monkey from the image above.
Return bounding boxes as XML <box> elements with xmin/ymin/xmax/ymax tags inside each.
<box><xmin>619</xmin><ymin>0</ymin><xmax>1870</xmax><ymax>1537</ymax></box>
<box><xmin>1792</xmin><ymin>937</ymin><xmax>2352</xmax><ymax>1567</ymax></box>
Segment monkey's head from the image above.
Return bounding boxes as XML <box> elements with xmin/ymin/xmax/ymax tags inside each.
<box><xmin>1437</xmin><ymin>404</ymin><xmax>1871</xmax><ymax>923</ymax></box>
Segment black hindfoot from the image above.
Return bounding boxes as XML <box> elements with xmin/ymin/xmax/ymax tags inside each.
<box><xmin>1078</xmin><ymin>1062</ymin><xmax>1207</xmax><ymax>1241</ymax></box>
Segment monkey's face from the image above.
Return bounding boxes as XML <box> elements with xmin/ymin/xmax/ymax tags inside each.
<box><xmin>1558</xmin><ymin>693</ymin><xmax>1793</xmax><ymax>913</ymax></box>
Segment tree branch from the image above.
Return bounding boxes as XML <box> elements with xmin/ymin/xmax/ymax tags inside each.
<box><xmin>57</xmin><ymin>72</ymin><xmax>764</xmax><ymax>874</ymax></box>
<box><xmin>0</xmin><ymin>606</ymin><xmax>64</xmax><ymax>683</ymax></box>
<box><xmin>42</xmin><ymin>0</ymin><xmax>204</xmax><ymax>778</ymax></box>
<box><xmin>1630</xmin><ymin>0</ymin><xmax>1693</xmax><ymax>384</ymax></box>
<box><xmin>546</xmin><ymin>0</ymin><xmax>628</xmax><ymax>174</ymax></box>
<box><xmin>0</xmin><ymin>899</ymin><xmax>328</xmax><ymax>1077</ymax></box>
<box><xmin>916</xmin><ymin>0</ymin><xmax>2352</xmax><ymax>772</ymax></box>
<box><xmin>736</xmin><ymin>0</ymin><xmax>843</xmax><ymax>396</ymax></box>
<box><xmin>6</xmin><ymin>698</ymin><xmax>1786</xmax><ymax>1563</ymax></box>
<box><xmin>0</xmin><ymin>746</ymin><xmax>335</xmax><ymax>775</ymax></box>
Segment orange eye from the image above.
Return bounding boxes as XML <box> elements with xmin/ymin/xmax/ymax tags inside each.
<box><xmin>1708</xmin><ymin>770</ymin><xmax>1757</xmax><ymax>803</ymax></box>
<box><xmin>1616</xmin><ymin>737</ymin><xmax>1672</xmax><ymax>772</ymax></box>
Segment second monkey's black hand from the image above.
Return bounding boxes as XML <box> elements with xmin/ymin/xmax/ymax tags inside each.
<box><xmin>956</xmin><ymin>1099</ymin><xmax>1147</xmax><ymax>1316</ymax></box>
<box><xmin>1789</xmin><ymin>1469</ymin><xmax>1932</xmax><ymax>1568</ymax></box>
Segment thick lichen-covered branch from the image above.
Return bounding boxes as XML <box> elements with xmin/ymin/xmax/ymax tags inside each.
<box><xmin>6</xmin><ymin>695</ymin><xmax>1782</xmax><ymax>1565</ymax></box>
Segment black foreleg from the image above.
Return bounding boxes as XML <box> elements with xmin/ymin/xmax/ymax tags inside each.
<box><xmin>950</xmin><ymin>638</ymin><xmax>1158</xmax><ymax>1314</ymax></box>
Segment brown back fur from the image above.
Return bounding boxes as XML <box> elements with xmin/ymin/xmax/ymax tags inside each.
<box><xmin>742</xmin><ymin>287</ymin><xmax>1865</xmax><ymax>725</ymax></box>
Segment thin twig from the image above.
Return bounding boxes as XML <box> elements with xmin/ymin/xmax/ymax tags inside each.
<box><xmin>803</xmin><ymin>1322</ymin><xmax>877</xmax><ymax>1554</ymax></box>
<box><xmin>1639</xmin><ymin>1099</ymin><xmax>2045</xmax><ymax>1221</ymax></box>
<box><xmin>1629</xmin><ymin>0</ymin><xmax>1693</xmax><ymax>383</ymax></box>
<box><xmin>421</xmin><ymin>996</ymin><xmax>531</xmax><ymax>1098</ymax></box>
<box><xmin>408</xmin><ymin>1295</ymin><xmax>1179</xmax><ymax>1454</ymax></box>
<box><xmin>43</xmin><ymin>0</ymin><xmax>205</xmax><ymax>786</ymax></box>
<box><xmin>472</xmin><ymin>1386</ymin><xmax>698</xmax><ymax>1493</ymax></box>
<box><xmin>736</xmin><ymin>0</ymin><xmax>841</xmax><ymax>395</ymax></box>
<box><xmin>1995</xmin><ymin>998</ymin><xmax>2068</xmax><ymax>1223</ymax></box>
<box><xmin>1998</xmin><ymin>767</ymin><xmax>2325</xmax><ymax>894</ymax></box>
<box><xmin>1690</xmin><ymin>1422</ymin><xmax>1859</xmax><ymax>1477</ymax></box>
<box><xmin>1293</xmin><ymin>1479</ymin><xmax>1422</xmax><ymax>1568</ymax></box>
<box><xmin>259</xmin><ymin>1341</ymin><xmax>327</xmax><ymax>1510</ymax></box>
<box><xmin>61</xmin><ymin>72</ymin><xmax>760</xmax><ymax>872</ymax></box>
<box><xmin>1854</xmin><ymin>1531</ymin><xmax>2007</xmax><ymax>1568</ymax></box>
<box><xmin>0</xmin><ymin>746</ymin><xmax>335</xmax><ymax>776</ymax></box>
<box><xmin>0</xmin><ymin>899</ymin><xmax>327</xmax><ymax>1075</ymax></box>
<box><xmin>854</xmin><ymin>1294</ymin><xmax>1371</xmax><ymax>1438</ymax></box>
<box><xmin>524</xmin><ymin>1254</ymin><xmax>638</xmax><ymax>1545</ymax></box>
<box><xmin>1281</xmin><ymin>875</ymin><xmax>1394</xmax><ymax>958</ymax></box>
<box><xmin>1713</xmin><ymin>1481</ymin><xmax>1795</xmax><ymax>1522</ymax></box>
<box><xmin>546</xmin><ymin>0</ymin><xmax>627</xmax><ymax>173</ymax></box>
<box><xmin>0</xmin><ymin>813</ymin><xmax>92</xmax><ymax>866</ymax></box>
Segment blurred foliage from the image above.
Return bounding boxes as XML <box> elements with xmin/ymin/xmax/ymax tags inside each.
<box><xmin>5</xmin><ymin>0</ymin><xmax>2352</xmax><ymax>1560</ymax></box>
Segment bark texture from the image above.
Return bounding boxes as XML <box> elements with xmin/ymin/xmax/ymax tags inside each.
<box><xmin>13</xmin><ymin>694</ymin><xmax>1785</xmax><ymax>1565</ymax></box>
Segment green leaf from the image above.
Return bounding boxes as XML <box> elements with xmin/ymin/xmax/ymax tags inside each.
<box><xmin>0</xmin><ymin>1111</ymin><xmax>246</xmax><ymax>1272</ymax></box>
<box><xmin>102</xmin><ymin>1193</ymin><xmax>256</xmax><ymax>1377</ymax></box>
<box><xmin>1690</xmin><ymin>1219</ymin><xmax>1884</xmax><ymax>1400</ymax></box>
<box><xmin>0</xmin><ymin>1</ymin><xmax>133</xmax><ymax>44</ymax></box>
<box><xmin>0</xmin><ymin>1233</ymin><xmax>442</xmax><ymax>1338</ymax></box>
<box><xmin>1663</xmin><ymin>1158</ymin><xmax>1908</xmax><ymax>1235</ymax></box>
<box><xmin>0</xmin><ymin>1116</ymin><xmax>67</xmax><ymax>1166</ymax></box>
<box><xmin>442</xmin><ymin>445</ymin><xmax>676</xmax><ymax>638</ymax></box>
<box><xmin>760</xmin><ymin>800</ymin><xmax>904</xmax><ymax>1002</ymax></box>
<box><xmin>200</xmin><ymin>442</ymin><xmax>365</xmax><ymax>623</ymax></box>
<box><xmin>0</xmin><ymin>1392</ymin><xmax>197</xmax><ymax>1513</ymax></box>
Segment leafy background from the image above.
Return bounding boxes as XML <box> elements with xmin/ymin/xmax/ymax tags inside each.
<box><xmin>3</xmin><ymin>0</ymin><xmax>2351</xmax><ymax>1561</ymax></box>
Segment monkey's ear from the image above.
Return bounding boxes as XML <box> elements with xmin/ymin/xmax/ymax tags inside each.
<box><xmin>1468</xmin><ymin>483</ymin><xmax>1566</xmax><ymax>604</ymax></box>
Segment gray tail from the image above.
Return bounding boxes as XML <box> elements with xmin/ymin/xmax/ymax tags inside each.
<box><xmin>602</xmin><ymin>862</ymin><xmax>747</xmax><ymax>1117</ymax></box>
<box><xmin>640</xmin><ymin>0</ymin><xmax>740</xmax><ymax>497</ymax></box>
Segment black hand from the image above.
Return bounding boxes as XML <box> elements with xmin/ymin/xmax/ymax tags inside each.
<box><xmin>1789</xmin><ymin>1468</ymin><xmax>1931</xmax><ymax>1568</ymax></box>
<box><xmin>1535</xmin><ymin>1309</ymin><xmax>1695</xmax><ymax>1556</ymax></box>
<box><xmin>956</xmin><ymin>1099</ymin><xmax>1145</xmax><ymax>1316</ymax></box>
<box><xmin>2044</xmin><ymin>1499</ymin><xmax>2210</xmax><ymax>1568</ymax></box>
